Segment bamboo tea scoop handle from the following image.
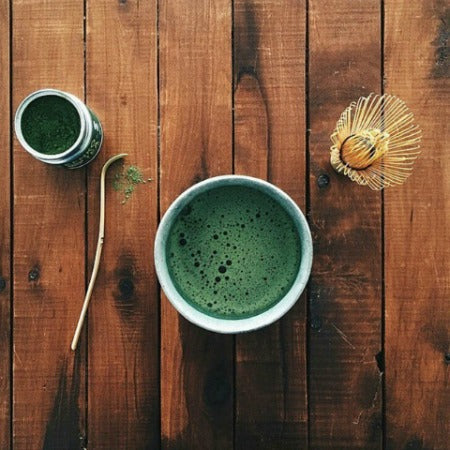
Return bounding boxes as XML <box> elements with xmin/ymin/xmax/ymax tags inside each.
<box><xmin>71</xmin><ymin>153</ymin><xmax>128</xmax><ymax>351</ymax></box>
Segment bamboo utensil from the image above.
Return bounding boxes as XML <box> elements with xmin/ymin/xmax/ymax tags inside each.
<box><xmin>330</xmin><ymin>93</ymin><xmax>422</xmax><ymax>189</ymax></box>
<box><xmin>71</xmin><ymin>153</ymin><xmax>128</xmax><ymax>351</ymax></box>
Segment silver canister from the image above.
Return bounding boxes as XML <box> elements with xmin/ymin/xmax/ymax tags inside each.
<box><xmin>14</xmin><ymin>88</ymin><xmax>103</xmax><ymax>169</ymax></box>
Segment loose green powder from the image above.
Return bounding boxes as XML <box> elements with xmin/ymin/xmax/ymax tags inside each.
<box><xmin>21</xmin><ymin>95</ymin><xmax>81</xmax><ymax>155</ymax></box>
<box><xmin>113</xmin><ymin>164</ymin><xmax>151</xmax><ymax>203</ymax></box>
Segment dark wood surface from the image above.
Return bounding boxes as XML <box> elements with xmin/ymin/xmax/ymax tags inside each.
<box><xmin>160</xmin><ymin>0</ymin><xmax>234</xmax><ymax>448</ymax></box>
<box><xmin>12</xmin><ymin>1</ymin><xmax>86</xmax><ymax>448</ymax></box>
<box><xmin>0</xmin><ymin>0</ymin><xmax>10</xmax><ymax>447</ymax></box>
<box><xmin>86</xmin><ymin>0</ymin><xmax>159</xmax><ymax>448</ymax></box>
<box><xmin>1</xmin><ymin>0</ymin><xmax>448</xmax><ymax>449</ymax></box>
<box><xmin>384</xmin><ymin>1</ymin><xmax>449</xmax><ymax>448</ymax></box>
<box><xmin>234</xmin><ymin>1</ymin><xmax>308</xmax><ymax>448</ymax></box>
<box><xmin>308</xmin><ymin>1</ymin><xmax>383</xmax><ymax>448</ymax></box>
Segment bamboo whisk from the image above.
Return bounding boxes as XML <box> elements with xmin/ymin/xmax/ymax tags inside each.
<box><xmin>330</xmin><ymin>93</ymin><xmax>422</xmax><ymax>190</ymax></box>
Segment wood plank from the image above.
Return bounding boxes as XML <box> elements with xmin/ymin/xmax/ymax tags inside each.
<box><xmin>384</xmin><ymin>1</ymin><xmax>449</xmax><ymax>448</ymax></box>
<box><xmin>233</xmin><ymin>0</ymin><xmax>308</xmax><ymax>448</ymax></box>
<box><xmin>12</xmin><ymin>0</ymin><xmax>86</xmax><ymax>448</ymax></box>
<box><xmin>0</xmin><ymin>0</ymin><xmax>10</xmax><ymax>447</ymax></box>
<box><xmin>86</xmin><ymin>0</ymin><xmax>159</xmax><ymax>447</ymax></box>
<box><xmin>159</xmin><ymin>0</ymin><xmax>233</xmax><ymax>448</ymax></box>
<box><xmin>308</xmin><ymin>1</ymin><xmax>383</xmax><ymax>448</ymax></box>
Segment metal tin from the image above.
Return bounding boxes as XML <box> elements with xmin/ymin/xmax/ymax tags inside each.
<box><xmin>14</xmin><ymin>88</ymin><xmax>103</xmax><ymax>169</ymax></box>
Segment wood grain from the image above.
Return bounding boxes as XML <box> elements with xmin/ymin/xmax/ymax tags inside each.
<box><xmin>159</xmin><ymin>0</ymin><xmax>233</xmax><ymax>448</ymax></box>
<box><xmin>308</xmin><ymin>1</ymin><xmax>383</xmax><ymax>448</ymax></box>
<box><xmin>0</xmin><ymin>0</ymin><xmax>10</xmax><ymax>447</ymax></box>
<box><xmin>4</xmin><ymin>1</ymin><xmax>449</xmax><ymax>447</ymax></box>
<box><xmin>12</xmin><ymin>0</ymin><xmax>86</xmax><ymax>448</ymax></box>
<box><xmin>86</xmin><ymin>0</ymin><xmax>159</xmax><ymax>447</ymax></box>
<box><xmin>384</xmin><ymin>1</ymin><xmax>450</xmax><ymax>448</ymax></box>
<box><xmin>233</xmin><ymin>0</ymin><xmax>308</xmax><ymax>448</ymax></box>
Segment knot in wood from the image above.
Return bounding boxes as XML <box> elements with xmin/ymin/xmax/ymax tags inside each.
<box><xmin>310</xmin><ymin>316</ymin><xmax>322</xmax><ymax>331</ymax></box>
<box><xmin>317</xmin><ymin>173</ymin><xmax>330</xmax><ymax>188</ymax></box>
<box><xmin>118</xmin><ymin>277</ymin><xmax>135</xmax><ymax>300</ymax></box>
<box><xmin>28</xmin><ymin>267</ymin><xmax>40</xmax><ymax>281</ymax></box>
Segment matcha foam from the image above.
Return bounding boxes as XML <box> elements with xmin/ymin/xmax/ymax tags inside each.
<box><xmin>166</xmin><ymin>185</ymin><xmax>301</xmax><ymax>319</ymax></box>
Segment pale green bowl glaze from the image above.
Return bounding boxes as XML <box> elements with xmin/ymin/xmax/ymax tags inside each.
<box><xmin>154</xmin><ymin>175</ymin><xmax>313</xmax><ymax>333</ymax></box>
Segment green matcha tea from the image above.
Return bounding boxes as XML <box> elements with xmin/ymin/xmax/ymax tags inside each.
<box><xmin>21</xmin><ymin>95</ymin><xmax>81</xmax><ymax>155</ymax></box>
<box><xmin>166</xmin><ymin>185</ymin><xmax>301</xmax><ymax>319</ymax></box>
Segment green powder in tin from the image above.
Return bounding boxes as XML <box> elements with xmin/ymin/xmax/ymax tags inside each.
<box><xmin>21</xmin><ymin>95</ymin><xmax>81</xmax><ymax>155</ymax></box>
<box><xmin>113</xmin><ymin>164</ymin><xmax>151</xmax><ymax>203</ymax></box>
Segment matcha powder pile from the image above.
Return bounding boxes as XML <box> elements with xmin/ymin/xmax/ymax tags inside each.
<box><xmin>113</xmin><ymin>164</ymin><xmax>151</xmax><ymax>203</ymax></box>
<box><xmin>21</xmin><ymin>95</ymin><xmax>81</xmax><ymax>154</ymax></box>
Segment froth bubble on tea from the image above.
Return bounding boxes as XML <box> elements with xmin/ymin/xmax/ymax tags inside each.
<box><xmin>166</xmin><ymin>185</ymin><xmax>301</xmax><ymax>319</ymax></box>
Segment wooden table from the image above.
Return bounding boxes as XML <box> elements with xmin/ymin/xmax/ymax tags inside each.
<box><xmin>1</xmin><ymin>0</ymin><xmax>448</xmax><ymax>448</ymax></box>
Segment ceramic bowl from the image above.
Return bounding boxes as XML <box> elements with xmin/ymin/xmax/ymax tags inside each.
<box><xmin>154</xmin><ymin>175</ymin><xmax>313</xmax><ymax>333</ymax></box>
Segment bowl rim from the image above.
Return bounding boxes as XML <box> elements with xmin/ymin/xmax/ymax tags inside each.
<box><xmin>154</xmin><ymin>175</ymin><xmax>313</xmax><ymax>333</ymax></box>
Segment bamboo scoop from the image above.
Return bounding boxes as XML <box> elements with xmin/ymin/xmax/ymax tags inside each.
<box><xmin>71</xmin><ymin>153</ymin><xmax>128</xmax><ymax>351</ymax></box>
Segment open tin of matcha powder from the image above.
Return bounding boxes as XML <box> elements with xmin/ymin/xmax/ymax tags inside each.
<box><xmin>15</xmin><ymin>88</ymin><xmax>103</xmax><ymax>169</ymax></box>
